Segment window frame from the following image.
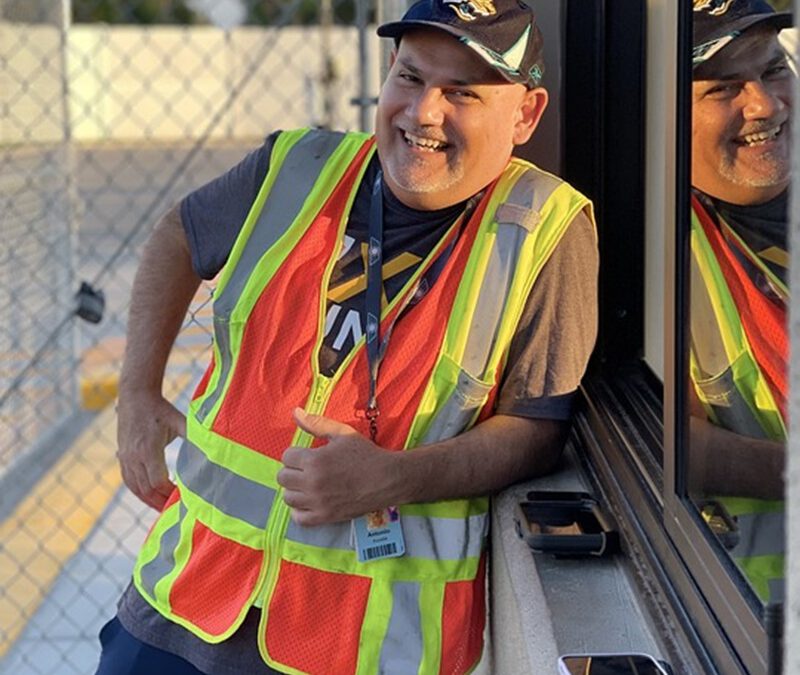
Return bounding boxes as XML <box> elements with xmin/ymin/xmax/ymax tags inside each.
<box><xmin>562</xmin><ymin>1</ymin><xmax>779</xmax><ymax>672</ymax></box>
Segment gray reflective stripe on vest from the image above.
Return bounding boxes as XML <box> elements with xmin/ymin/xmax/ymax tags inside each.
<box><xmin>732</xmin><ymin>510</ymin><xmax>784</xmax><ymax>559</ymax></box>
<box><xmin>690</xmin><ymin>231</ymin><xmax>770</xmax><ymax>439</ymax></box>
<box><xmin>420</xmin><ymin>369</ymin><xmax>493</xmax><ymax>444</ymax></box>
<box><xmin>176</xmin><ymin>438</ymin><xmax>275</xmax><ymax>530</ymax></box>
<box><xmin>197</xmin><ymin>317</ymin><xmax>233</xmax><ymax>422</ymax></box>
<box><xmin>139</xmin><ymin>504</ymin><xmax>186</xmax><ymax>599</ymax></box>
<box><xmin>422</xmin><ymin>168</ymin><xmax>562</xmax><ymax>445</ymax></box>
<box><xmin>378</xmin><ymin>582</ymin><xmax>423</xmax><ymax>673</ymax></box>
<box><xmin>768</xmin><ymin>578</ymin><xmax>785</xmax><ymax>603</ymax></box>
<box><xmin>285</xmin><ymin>512</ymin><xmax>487</xmax><ymax>560</ymax></box>
<box><xmin>462</xmin><ymin>168</ymin><xmax>561</xmax><ymax>375</ymax></box>
<box><xmin>197</xmin><ymin>130</ymin><xmax>346</xmax><ymax>422</ymax></box>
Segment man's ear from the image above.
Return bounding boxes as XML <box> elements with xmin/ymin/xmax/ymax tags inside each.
<box><xmin>512</xmin><ymin>87</ymin><xmax>549</xmax><ymax>146</ymax></box>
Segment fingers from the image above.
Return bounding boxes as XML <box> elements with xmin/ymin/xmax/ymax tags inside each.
<box><xmin>293</xmin><ymin>408</ymin><xmax>356</xmax><ymax>439</ymax></box>
<box><xmin>119</xmin><ymin>460</ymin><xmax>165</xmax><ymax>510</ymax></box>
<box><xmin>165</xmin><ymin>403</ymin><xmax>187</xmax><ymax>439</ymax></box>
<box><xmin>281</xmin><ymin>487</ymin><xmax>337</xmax><ymax>527</ymax></box>
<box><xmin>116</xmin><ymin>393</ymin><xmax>183</xmax><ymax>510</ymax></box>
<box><xmin>119</xmin><ymin>448</ymin><xmax>175</xmax><ymax>511</ymax></box>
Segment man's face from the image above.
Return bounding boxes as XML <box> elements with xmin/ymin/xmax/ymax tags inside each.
<box><xmin>375</xmin><ymin>28</ymin><xmax>548</xmax><ymax>210</ymax></box>
<box><xmin>692</xmin><ymin>27</ymin><xmax>793</xmax><ymax>205</ymax></box>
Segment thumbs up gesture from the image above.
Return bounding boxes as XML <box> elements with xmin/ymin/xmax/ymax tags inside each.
<box><xmin>277</xmin><ymin>408</ymin><xmax>400</xmax><ymax>526</ymax></box>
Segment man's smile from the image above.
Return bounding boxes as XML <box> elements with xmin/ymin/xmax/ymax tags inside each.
<box><xmin>734</xmin><ymin>122</ymin><xmax>785</xmax><ymax>147</ymax></box>
<box><xmin>402</xmin><ymin>130</ymin><xmax>450</xmax><ymax>152</ymax></box>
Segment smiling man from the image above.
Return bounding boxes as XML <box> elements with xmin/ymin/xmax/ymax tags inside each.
<box><xmin>97</xmin><ymin>2</ymin><xmax>597</xmax><ymax>674</ymax></box>
<box><xmin>689</xmin><ymin>0</ymin><xmax>793</xmax><ymax>602</ymax></box>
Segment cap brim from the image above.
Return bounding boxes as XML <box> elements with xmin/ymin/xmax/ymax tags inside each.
<box><xmin>694</xmin><ymin>12</ymin><xmax>793</xmax><ymax>67</ymax></box>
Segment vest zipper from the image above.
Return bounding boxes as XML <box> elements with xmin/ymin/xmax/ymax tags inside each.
<box><xmin>253</xmin><ymin>373</ymin><xmax>334</xmax><ymax>610</ymax></box>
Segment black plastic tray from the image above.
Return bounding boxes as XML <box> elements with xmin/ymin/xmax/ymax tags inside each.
<box><xmin>514</xmin><ymin>490</ymin><xmax>618</xmax><ymax>557</ymax></box>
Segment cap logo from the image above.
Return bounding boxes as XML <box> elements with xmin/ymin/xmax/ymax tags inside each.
<box><xmin>693</xmin><ymin>0</ymin><xmax>735</xmax><ymax>16</ymax></box>
<box><xmin>442</xmin><ymin>0</ymin><xmax>497</xmax><ymax>22</ymax></box>
<box><xmin>461</xmin><ymin>24</ymin><xmax>530</xmax><ymax>75</ymax></box>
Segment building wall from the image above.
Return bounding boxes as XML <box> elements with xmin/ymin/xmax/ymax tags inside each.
<box><xmin>785</xmin><ymin>0</ymin><xmax>800</xmax><ymax>670</ymax></box>
<box><xmin>0</xmin><ymin>23</ymin><xmax>380</xmax><ymax>147</ymax></box>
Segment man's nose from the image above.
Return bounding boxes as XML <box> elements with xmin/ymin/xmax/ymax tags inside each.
<box><xmin>742</xmin><ymin>80</ymin><xmax>785</xmax><ymax>120</ymax></box>
<box><xmin>408</xmin><ymin>88</ymin><xmax>445</xmax><ymax>125</ymax></box>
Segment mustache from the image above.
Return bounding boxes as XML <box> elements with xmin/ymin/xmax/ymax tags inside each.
<box><xmin>738</xmin><ymin>118</ymin><xmax>787</xmax><ymax>136</ymax></box>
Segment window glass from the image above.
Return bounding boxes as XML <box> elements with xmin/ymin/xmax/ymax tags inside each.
<box><xmin>686</xmin><ymin>0</ymin><xmax>793</xmax><ymax>605</ymax></box>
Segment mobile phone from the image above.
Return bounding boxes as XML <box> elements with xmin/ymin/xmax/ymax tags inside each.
<box><xmin>557</xmin><ymin>653</ymin><xmax>673</xmax><ymax>675</ymax></box>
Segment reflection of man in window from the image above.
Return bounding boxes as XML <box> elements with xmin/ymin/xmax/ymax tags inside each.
<box><xmin>690</xmin><ymin>0</ymin><xmax>793</xmax><ymax>602</ymax></box>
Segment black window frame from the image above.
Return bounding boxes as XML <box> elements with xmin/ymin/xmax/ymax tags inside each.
<box><xmin>562</xmin><ymin>1</ymin><xmax>780</xmax><ymax>673</ymax></box>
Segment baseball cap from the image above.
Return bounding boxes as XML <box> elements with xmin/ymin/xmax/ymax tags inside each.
<box><xmin>377</xmin><ymin>0</ymin><xmax>545</xmax><ymax>88</ymax></box>
<box><xmin>693</xmin><ymin>0</ymin><xmax>793</xmax><ymax>67</ymax></box>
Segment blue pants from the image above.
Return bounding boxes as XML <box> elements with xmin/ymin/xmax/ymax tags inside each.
<box><xmin>95</xmin><ymin>617</ymin><xmax>206</xmax><ymax>675</ymax></box>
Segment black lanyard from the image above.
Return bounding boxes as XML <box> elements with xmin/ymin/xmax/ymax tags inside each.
<box><xmin>364</xmin><ymin>172</ymin><xmax>385</xmax><ymax>442</ymax></box>
<box><xmin>363</xmin><ymin>172</ymin><xmax>477</xmax><ymax>442</ymax></box>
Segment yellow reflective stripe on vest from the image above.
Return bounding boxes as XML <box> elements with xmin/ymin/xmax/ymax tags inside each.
<box><xmin>718</xmin><ymin>494</ymin><xmax>785</xmax><ymax>602</ymax></box>
<box><xmin>690</xmin><ymin>211</ymin><xmax>786</xmax><ymax>441</ymax></box>
<box><xmin>419</xmin><ymin>582</ymin><xmax>447</xmax><ymax>673</ymax></box>
<box><xmin>281</xmin><ymin>538</ymin><xmax>480</xmax><ymax>581</ymax></box>
<box><xmin>736</xmin><ymin>556</ymin><xmax>785</xmax><ymax>603</ymax></box>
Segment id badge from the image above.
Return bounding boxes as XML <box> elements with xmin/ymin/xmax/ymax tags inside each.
<box><xmin>353</xmin><ymin>506</ymin><xmax>405</xmax><ymax>563</ymax></box>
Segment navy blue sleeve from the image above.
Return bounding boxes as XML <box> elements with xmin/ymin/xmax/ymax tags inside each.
<box><xmin>180</xmin><ymin>132</ymin><xmax>280</xmax><ymax>279</ymax></box>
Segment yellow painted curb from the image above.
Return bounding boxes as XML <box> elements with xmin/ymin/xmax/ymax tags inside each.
<box><xmin>0</xmin><ymin>372</ymin><xmax>191</xmax><ymax>658</ymax></box>
<box><xmin>80</xmin><ymin>372</ymin><xmax>119</xmax><ymax>411</ymax></box>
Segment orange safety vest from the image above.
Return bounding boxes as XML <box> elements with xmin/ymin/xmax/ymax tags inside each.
<box><xmin>690</xmin><ymin>194</ymin><xmax>787</xmax><ymax>602</ymax></box>
<box><xmin>690</xmin><ymin>194</ymin><xmax>787</xmax><ymax>439</ymax></box>
<box><xmin>133</xmin><ymin>129</ymin><xmax>593</xmax><ymax>674</ymax></box>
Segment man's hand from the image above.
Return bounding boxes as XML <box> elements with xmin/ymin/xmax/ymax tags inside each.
<box><xmin>277</xmin><ymin>408</ymin><xmax>397</xmax><ymax>526</ymax></box>
<box><xmin>116</xmin><ymin>391</ymin><xmax>186</xmax><ymax>510</ymax></box>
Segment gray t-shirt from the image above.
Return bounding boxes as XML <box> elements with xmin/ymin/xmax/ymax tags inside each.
<box><xmin>116</xmin><ymin>133</ymin><xmax>598</xmax><ymax>674</ymax></box>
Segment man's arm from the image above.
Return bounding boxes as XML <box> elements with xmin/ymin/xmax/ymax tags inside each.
<box><xmin>278</xmin><ymin>408</ymin><xmax>567</xmax><ymax>526</ymax></box>
<box><xmin>116</xmin><ymin>204</ymin><xmax>201</xmax><ymax>510</ymax></box>
<box><xmin>689</xmin><ymin>416</ymin><xmax>784</xmax><ymax>499</ymax></box>
<box><xmin>688</xmin><ymin>387</ymin><xmax>784</xmax><ymax>500</ymax></box>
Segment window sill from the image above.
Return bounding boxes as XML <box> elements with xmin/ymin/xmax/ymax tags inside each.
<box><xmin>488</xmin><ymin>438</ymin><xmax>668</xmax><ymax>673</ymax></box>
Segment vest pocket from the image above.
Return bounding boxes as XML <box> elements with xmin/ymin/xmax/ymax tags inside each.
<box><xmin>421</xmin><ymin>353</ymin><xmax>494</xmax><ymax>444</ymax></box>
<box><xmin>264</xmin><ymin>559</ymin><xmax>371</xmax><ymax>675</ymax></box>
<box><xmin>439</xmin><ymin>552</ymin><xmax>487</xmax><ymax>675</ymax></box>
<box><xmin>167</xmin><ymin>516</ymin><xmax>263</xmax><ymax>638</ymax></box>
<box><xmin>692</xmin><ymin>350</ymin><xmax>770</xmax><ymax>440</ymax></box>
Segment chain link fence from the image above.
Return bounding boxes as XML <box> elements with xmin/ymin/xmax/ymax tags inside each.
<box><xmin>0</xmin><ymin>1</ymin><xmax>391</xmax><ymax>672</ymax></box>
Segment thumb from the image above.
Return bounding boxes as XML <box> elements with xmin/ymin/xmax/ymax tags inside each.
<box><xmin>163</xmin><ymin>401</ymin><xmax>187</xmax><ymax>438</ymax></box>
<box><xmin>293</xmin><ymin>408</ymin><xmax>355</xmax><ymax>439</ymax></box>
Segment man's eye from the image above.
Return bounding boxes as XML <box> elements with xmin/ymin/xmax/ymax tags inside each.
<box><xmin>398</xmin><ymin>72</ymin><xmax>421</xmax><ymax>84</ymax></box>
<box><xmin>449</xmin><ymin>89</ymin><xmax>479</xmax><ymax>100</ymax></box>
<box><xmin>765</xmin><ymin>64</ymin><xmax>791</xmax><ymax>79</ymax></box>
<box><xmin>706</xmin><ymin>83</ymin><xmax>740</xmax><ymax>97</ymax></box>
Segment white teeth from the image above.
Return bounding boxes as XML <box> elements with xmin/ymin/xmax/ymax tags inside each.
<box><xmin>740</xmin><ymin>125</ymin><xmax>781</xmax><ymax>145</ymax></box>
<box><xmin>403</xmin><ymin>131</ymin><xmax>446</xmax><ymax>151</ymax></box>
